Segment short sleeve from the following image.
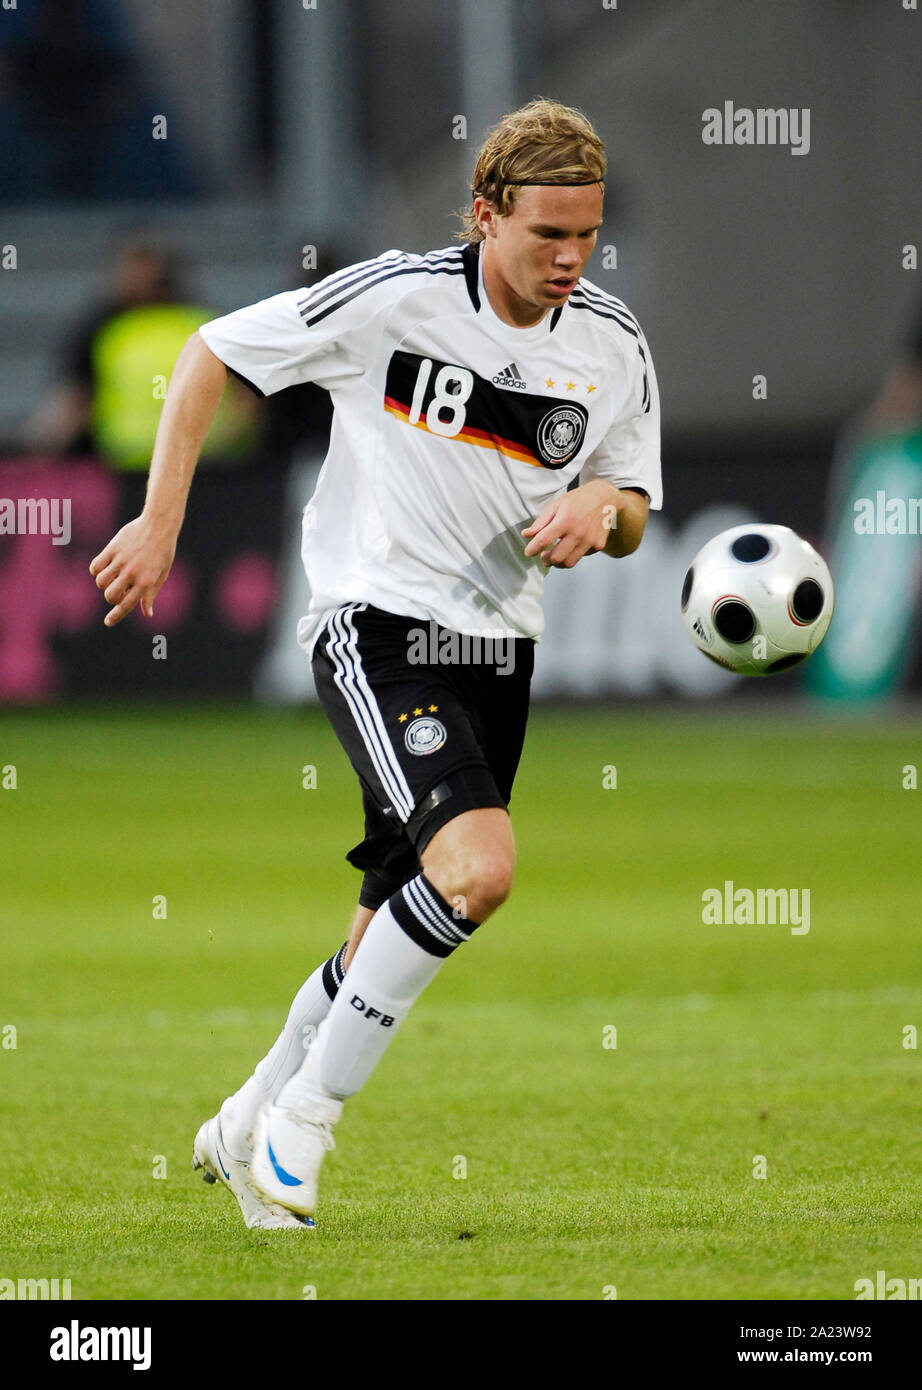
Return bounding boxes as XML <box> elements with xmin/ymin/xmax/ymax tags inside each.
<box><xmin>197</xmin><ymin>251</ymin><xmax>410</xmax><ymax>397</ymax></box>
<box><xmin>579</xmin><ymin>327</ymin><xmax>663</xmax><ymax>510</ymax></box>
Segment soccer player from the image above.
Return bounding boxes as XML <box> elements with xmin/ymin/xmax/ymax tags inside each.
<box><xmin>89</xmin><ymin>99</ymin><xmax>662</xmax><ymax>1229</ymax></box>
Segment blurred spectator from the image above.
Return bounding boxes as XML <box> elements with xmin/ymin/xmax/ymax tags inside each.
<box><xmin>861</xmin><ymin>300</ymin><xmax>922</xmax><ymax>438</ymax></box>
<box><xmin>258</xmin><ymin>248</ymin><xmax>343</xmax><ymax>465</ymax></box>
<box><xmin>0</xmin><ymin>0</ymin><xmax>195</xmax><ymax>203</ymax></box>
<box><xmin>19</xmin><ymin>233</ymin><xmax>257</xmax><ymax>470</ymax></box>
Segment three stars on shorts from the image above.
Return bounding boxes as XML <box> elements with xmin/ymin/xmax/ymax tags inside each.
<box><xmin>397</xmin><ymin>704</ymin><xmax>439</xmax><ymax>723</ymax></box>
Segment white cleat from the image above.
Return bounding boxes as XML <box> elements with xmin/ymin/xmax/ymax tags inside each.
<box><xmin>192</xmin><ymin>1113</ymin><xmax>316</xmax><ymax>1230</ymax></box>
<box><xmin>250</xmin><ymin>1094</ymin><xmax>342</xmax><ymax>1219</ymax></box>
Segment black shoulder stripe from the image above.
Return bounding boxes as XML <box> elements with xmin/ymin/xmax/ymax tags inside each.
<box><xmin>569</xmin><ymin>290</ymin><xmax>641</xmax><ymax>336</ymax></box>
<box><xmin>574</xmin><ymin>282</ymin><xmax>643</xmax><ymax>334</ymax></box>
<box><xmin>302</xmin><ymin>260</ymin><xmax>466</xmax><ymax>328</ymax></box>
<box><xmin>300</xmin><ymin>253</ymin><xmax>464</xmax><ymax>327</ymax></box>
<box><xmin>567</xmin><ymin>294</ymin><xmax>641</xmax><ymax>341</ymax></box>
<box><xmin>637</xmin><ymin>340</ymin><xmax>650</xmax><ymax>413</ymax></box>
<box><xmin>298</xmin><ymin>250</ymin><xmax>459</xmax><ymax>318</ymax></box>
<box><xmin>298</xmin><ymin>250</ymin><xmax>440</xmax><ymax>318</ymax></box>
<box><xmin>632</xmin><ymin>336</ymin><xmax>650</xmax><ymax>414</ymax></box>
<box><xmin>566</xmin><ymin>296</ymin><xmax>650</xmax><ymax>414</ymax></box>
<box><xmin>296</xmin><ymin>252</ymin><xmax>406</xmax><ymax>316</ymax></box>
<box><xmin>569</xmin><ymin>292</ymin><xmax>644</xmax><ymax>352</ymax></box>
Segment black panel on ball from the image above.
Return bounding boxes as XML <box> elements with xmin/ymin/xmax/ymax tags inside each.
<box><xmin>730</xmin><ymin>533</ymin><xmax>771</xmax><ymax>562</ymax></box>
<box><xmin>791</xmin><ymin>579</ymin><xmax>824</xmax><ymax>623</ymax></box>
<box><xmin>681</xmin><ymin>567</ymin><xmax>694</xmax><ymax>611</ymax></box>
<box><xmin>767</xmin><ymin>652</ymin><xmax>809</xmax><ymax>674</ymax></box>
<box><xmin>713</xmin><ymin>599</ymin><xmax>756</xmax><ymax>643</ymax></box>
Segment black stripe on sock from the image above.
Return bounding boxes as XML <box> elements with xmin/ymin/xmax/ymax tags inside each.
<box><xmin>389</xmin><ymin>883</ymin><xmax>454</xmax><ymax>958</ymax></box>
<box><xmin>389</xmin><ymin>874</ymin><xmax>479</xmax><ymax>958</ymax></box>
<box><xmin>321</xmin><ymin>942</ymin><xmax>349</xmax><ymax>1000</ymax></box>
<box><xmin>417</xmin><ymin>873</ymin><xmax>478</xmax><ymax>938</ymax></box>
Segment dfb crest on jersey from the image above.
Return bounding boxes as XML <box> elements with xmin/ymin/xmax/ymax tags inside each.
<box><xmin>404</xmin><ymin>716</ymin><xmax>447</xmax><ymax>756</ymax></box>
<box><xmin>536</xmin><ymin>405</ymin><xmax>588</xmax><ymax>468</ymax></box>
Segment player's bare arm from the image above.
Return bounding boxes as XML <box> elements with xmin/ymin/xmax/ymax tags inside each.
<box><xmin>522</xmin><ymin>478</ymin><xmax>648</xmax><ymax>567</ymax></box>
<box><xmin>89</xmin><ymin>332</ymin><xmax>228</xmax><ymax>626</ymax></box>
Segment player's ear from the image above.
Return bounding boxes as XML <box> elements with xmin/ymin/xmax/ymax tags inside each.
<box><xmin>473</xmin><ymin>195</ymin><xmax>498</xmax><ymax>239</ymax></box>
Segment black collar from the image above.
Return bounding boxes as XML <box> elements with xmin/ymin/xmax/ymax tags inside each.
<box><xmin>461</xmin><ymin>242</ymin><xmax>481</xmax><ymax>311</ymax></box>
<box><xmin>460</xmin><ymin>241</ymin><xmax>563</xmax><ymax>332</ymax></box>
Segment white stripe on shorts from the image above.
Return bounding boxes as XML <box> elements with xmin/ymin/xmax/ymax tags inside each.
<box><xmin>323</xmin><ymin>604</ymin><xmax>416</xmax><ymax>822</ymax></box>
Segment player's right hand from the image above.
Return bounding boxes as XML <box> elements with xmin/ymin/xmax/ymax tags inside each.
<box><xmin>89</xmin><ymin>514</ymin><xmax>177</xmax><ymax>627</ymax></box>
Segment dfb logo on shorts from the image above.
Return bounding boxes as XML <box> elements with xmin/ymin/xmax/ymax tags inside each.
<box><xmin>404</xmin><ymin>716</ymin><xmax>447</xmax><ymax>755</ymax></box>
<box><xmin>349</xmin><ymin>994</ymin><xmax>395</xmax><ymax>1026</ymax></box>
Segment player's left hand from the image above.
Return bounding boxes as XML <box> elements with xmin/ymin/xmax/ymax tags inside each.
<box><xmin>522</xmin><ymin>479</ymin><xmax>621</xmax><ymax>567</ymax></box>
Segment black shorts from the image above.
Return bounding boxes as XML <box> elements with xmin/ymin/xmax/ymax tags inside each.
<box><xmin>311</xmin><ymin>602</ymin><xmax>535</xmax><ymax>910</ymax></box>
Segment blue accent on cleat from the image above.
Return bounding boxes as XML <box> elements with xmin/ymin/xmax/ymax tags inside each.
<box><xmin>214</xmin><ymin>1119</ymin><xmax>232</xmax><ymax>1181</ymax></box>
<box><xmin>267</xmin><ymin>1138</ymin><xmax>303</xmax><ymax>1187</ymax></box>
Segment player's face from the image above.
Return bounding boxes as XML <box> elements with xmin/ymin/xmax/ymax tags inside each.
<box><xmin>477</xmin><ymin>183</ymin><xmax>604</xmax><ymax>327</ymax></box>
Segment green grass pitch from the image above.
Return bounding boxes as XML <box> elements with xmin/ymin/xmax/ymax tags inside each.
<box><xmin>1</xmin><ymin>703</ymin><xmax>919</xmax><ymax>1300</ymax></box>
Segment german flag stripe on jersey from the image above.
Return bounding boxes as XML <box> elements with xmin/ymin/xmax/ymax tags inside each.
<box><xmin>383</xmin><ymin>397</ymin><xmax>541</xmax><ymax>466</ymax></box>
<box><xmin>383</xmin><ymin>349</ymin><xmax>589</xmax><ymax>472</ymax></box>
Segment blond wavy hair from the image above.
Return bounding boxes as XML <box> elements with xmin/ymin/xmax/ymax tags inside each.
<box><xmin>457</xmin><ymin>98</ymin><xmax>606</xmax><ymax>244</ymax></box>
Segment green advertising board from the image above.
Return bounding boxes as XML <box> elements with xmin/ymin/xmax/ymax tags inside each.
<box><xmin>807</xmin><ymin>432</ymin><xmax>922</xmax><ymax>701</ymax></box>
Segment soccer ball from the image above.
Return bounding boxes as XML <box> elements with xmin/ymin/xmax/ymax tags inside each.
<box><xmin>681</xmin><ymin>524</ymin><xmax>834</xmax><ymax>676</ymax></box>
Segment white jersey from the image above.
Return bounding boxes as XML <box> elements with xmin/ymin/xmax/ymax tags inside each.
<box><xmin>198</xmin><ymin>243</ymin><xmax>662</xmax><ymax>656</ymax></box>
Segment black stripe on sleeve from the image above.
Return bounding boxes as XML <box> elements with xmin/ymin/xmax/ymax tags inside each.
<box><xmin>572</xmin><ymin>283</ymin><xmax>643</xmax><ymax>334</ymax></box>
<box><xmin>566</xmin><ymin>294</ymin><xmax>651</xmax><ymax>414</ymax></box>
<box><xmin>300</xmin><ymin>253</ymin><xmax>464</xmax><ymax>329</ymax></box>
<box><xmin>296</xmin><ymin>252</ymin><xmax>408</xmax><ymax>320</ymax></box>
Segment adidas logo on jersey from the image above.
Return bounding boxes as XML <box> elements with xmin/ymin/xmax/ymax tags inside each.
<box><xmin>492</xmin><ymin>361</ymin><xmax>527</xmax><ymax>390</ymax></box>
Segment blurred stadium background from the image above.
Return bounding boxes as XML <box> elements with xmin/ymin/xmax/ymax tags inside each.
<box><xmin>2</xmin><ymin>0</ymin><xmax>921</xmax><ymax>705</ymax></box>
<box><xmin>2</xmin><ymin>0</ymin><xmax>921</xmax><ymax>1304</ymax></box>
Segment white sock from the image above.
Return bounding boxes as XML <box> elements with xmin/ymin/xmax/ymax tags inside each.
<box><xmin>278</xmin><ymin>874</ymin><xmax>478</xmax><ymax>1104</ymax></box>
<box><xmin>218</xmin><ymin>943</ymin><xmax>348</xmax><ymax>1157</ymax></box>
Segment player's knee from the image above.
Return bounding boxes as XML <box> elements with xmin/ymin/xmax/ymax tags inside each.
<box><xmin>421</xmin><ymin>808</ymin><xmax>516</xmax><ymax>923</ymax></box>
<box><xmin>467</xmin><ymin>849</ymin><xmax>515</xmax><ymax>921</ymax></box>
<box><xmin>426</xmin><ymin>842</ymin><xmax>515</xmax><ymax>923</ymax></box>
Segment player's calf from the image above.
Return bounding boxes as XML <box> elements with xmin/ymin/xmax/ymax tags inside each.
<box><xmin>248</xmin><ymin>810</ymin><xmax>515</xmax><ymax>1218</ymax></box>
<box><xmin>249</xmin><ymin>867</ymin><xmax>484</xmax><ymax>1216</ymax></box>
